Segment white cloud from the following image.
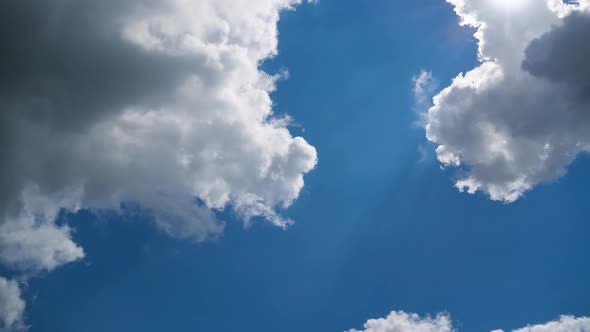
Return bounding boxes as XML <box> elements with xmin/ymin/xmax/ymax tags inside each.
<box><xmin>0</xmin><ymin>0</ymin><xmax>316</xmax><ymax>328</ymax></box>
<box><xmin>0</xmin><ymin>277</ymin><xmax>25</xmax><ymax>332</ymax></box>
<box><xmin>510</xmin><ymin>316</ymin><xmax>590</xmax><ymax>332</ymax></box>
<box><xmin>346</xmin><ymin>311</ymin><xmax>455</xmax><ymax>332</ymax></box>
<box><xmin>426</xmin><ymin>0</ymin><xmax>590</xmax><ymax>202</ymax></box>
<box><xmin>347</xmin><ymin>311</ymin><xmax>590</xmax><ymax>332</ymax></box>
<box><xmin>0</xmin><ymin>185</ymin><xmax>84</xmax><ymax>272</ymax></box>
<box><xmin>0</xmin><ymin>0</ymin><xmax>317</xmax><ymax>274</ymax></box>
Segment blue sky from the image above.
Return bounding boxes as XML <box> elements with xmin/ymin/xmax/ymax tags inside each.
<box><xmin>2</xmin><ymin>1</ymin><xmax>590</xmax><ymax>331</ymax></box>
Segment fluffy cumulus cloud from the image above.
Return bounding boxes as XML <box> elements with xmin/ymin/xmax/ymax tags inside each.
<box><xmin>347</xmin><ymin>311</ymin><xmax>590</xmax><ymax>332</ymax></box>
<box><xmin>426</xmin><ymin>0</ymin><xmax>590</xmax><ymax>202</ymax></box>
<box><xmin>0</xmin><ymin>0</ymin><xmax>316</xmax><ymax>325</ymax></box>
<box><xmin>346</xmin><ymin>311</ymin><xmax>455</xmax><ymax>332</ymax></box>
<box><xmin>0</xmin><ymin>0</ymin><xmax>316</xmax><ymax>269</ymax></box>
<box><xmin>0</xmin><ymin>277</ymin><xmax>25</xmax><ymax>331</ymax></box>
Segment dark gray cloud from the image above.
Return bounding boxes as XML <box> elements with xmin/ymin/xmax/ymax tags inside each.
<box><xmin>0</xmin><ymin>0</ymin><xmax>213</xmax><ymax>220</ymax></box>
<box><xmin>523</xmin><ymin>12</ymin><xmax>590</xmax><ymax>100</ymax></box>
<box><xmin>0</xmin><ymin>0</ymin><xmax>212</xmax><ymax>129</ymax></box>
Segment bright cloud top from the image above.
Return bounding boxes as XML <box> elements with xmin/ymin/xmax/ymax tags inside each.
<box><xmin>348</xmin><ymin>311</ymin><xmax>590</xmax><ymax>332</ymax></box>
<box><xmin>508</xmin><ymin>316</ymin><xmax>590</xmax><ymax>332</ymax></box>
<box><xmin>426</xmin><ymin>0</ymin><xmax>590</xmax><ymax>202</ymax></box>
<box><xmin>0</xmin><ymin>0</ymin><xmax>316</xmax><ymax>328</ymax></box>
<box><xmin>346</xmin><ymin>311</ymin><xmax>454</xmax><ymax>332</ymax></box>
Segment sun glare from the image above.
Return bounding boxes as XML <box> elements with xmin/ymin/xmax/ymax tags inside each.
<box><xmin>489</xmin><ymin>0</ymin><xmax>531</xmax><ymax>12</ymax></box>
